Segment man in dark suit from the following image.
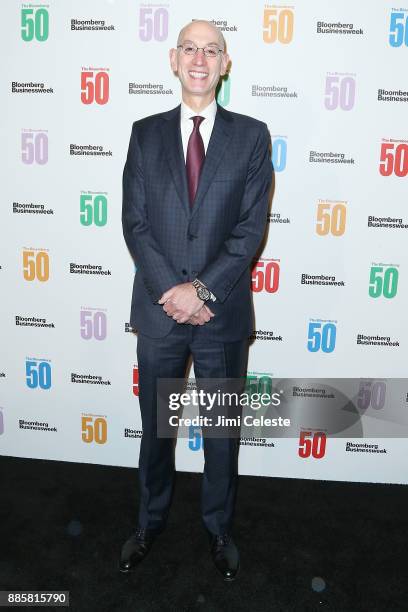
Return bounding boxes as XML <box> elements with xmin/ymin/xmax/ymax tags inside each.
<box><xmin>120</xmin><ymin>19</ymin><xmax>272</xmax><ymax>581</ymax></box>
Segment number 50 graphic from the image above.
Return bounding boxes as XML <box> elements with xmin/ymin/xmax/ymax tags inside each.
<box><xmin>368</xmin><ymin>266</ymin><xmax>398</xmax><ymax>299</ymax></box>
<box><xmin>21</xmin><ymin>8</ymin><xmax>49</xmax><ymax>41</ymax></box>
<box><xmin>325</xmin><ymin>76</ymin><xmax>355</xmax><ymax>111</ymax></box>
<box><xmin>189</xmin><ymin>425</ymin><xmax>203</xmax><ymax>451</ymax></box>
<box><xmin>252</xmin><ymin>260</ymin><xmax>280</xmax><ymax>293</ymax></box>
<box><xmin>272</xmin><ymin>138</ymin><xmax>287</xmax><ymax>172</ymax></box>
<box><xmin>216</xmin><ymin>77</ymin><xmax>231</xmax><ymax>108</ymax></box>
<box><xmin>139</xmin><ymin>7</ymin><xmax>168</xmax><ymax>41</ymax></box>
<box><xmin>307</xmin><ymin>322</ymin><xmax>337</xmax><ymax>353</ymax></box>
<box><xmin>80</xmin><ymin>194</ymin><xmax>107</xmax><ymax>226</ymax></box>
<box><xmin>81</xmin><ymin>71</ymin><xmax>109</xmax><ymax>105</ymax></box>
<box><xmin>81</xmin><ymin>416</ymin><xmax>107</xmax><ymax>444</ymax></box>
<box><xmin>357</xmin><ymin>380</ymin><xmax>386</xmax><ymax>411</ymax></box>
<box><xmin>80</xmin><ymin>310</ymin><xmax>107</xmax><ymax>340</ymax></box>
<box><xmin>389</xmin><ymin>12</ymin><xmax>408</xmax><ymax>47</ymax></box>
<box><xmin>26</xmin><ymin>360</ymin><xmax>52</xmax><ymax>389</ymax></box>
<box><xmin>379</xmin><ymin>142</ymin><xmax>408</xmax><ymax>177</ymax></box>
<box><xmin>298</xmin><ymin>431</ymin><xmax>326</xmax><ymax>458</ymax></box>
<box><xmin>133</xmin><ymin>366</ymin><xmax>140</xmax><ymax>396</ymax></box>
<box><xmin>23</xmin><ymin>250</ymin><xmax>49</xmax><ymax>282</ymax></box>
<box><xmin>316</xmin><ymin>203</ymin><xmax>346</xmax><ymax>236</ymax></box>
<box><xmin>22</xmin><ymin>132</ymin><xmax>48</xmax><ymax>165</ymax></box>
<box><xmin>263</xmin><ymin>8</ymin><xmax>294</xmax><ymax>43</ymax></box>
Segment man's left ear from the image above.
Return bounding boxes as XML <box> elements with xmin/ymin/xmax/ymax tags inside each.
<box><xmin>220</xmin><ymin>53</ymin><xmax>230</xmax><ymax>77</ymax></box>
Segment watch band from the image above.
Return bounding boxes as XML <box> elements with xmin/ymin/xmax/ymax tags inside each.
<box><xmin>192</xmin><ymin>278</ymin><xmax>216</xmax><ymax>302</ymax></box>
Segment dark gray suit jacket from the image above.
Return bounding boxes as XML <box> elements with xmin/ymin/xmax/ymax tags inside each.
<box><xmin>122</xmin><ymin>103</ymin><xmax>272</xmax><ymax>341</ymax></box>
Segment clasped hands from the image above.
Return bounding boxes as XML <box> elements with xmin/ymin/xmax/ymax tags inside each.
<box><xmin>158</xmin><ymin>283</ymin><xmax>214</xmax><ymax>326</ymax></box>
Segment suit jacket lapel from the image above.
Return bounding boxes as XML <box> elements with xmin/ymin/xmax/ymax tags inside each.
<box><xmin>160</xmin><ymin>105</ymin><xmax>190</xmax><ymax>218</ymax></box>
<box><xmin>190</xmin><ymin>104</ymin><xmax>234</xmax><ymax>221</ymax></box>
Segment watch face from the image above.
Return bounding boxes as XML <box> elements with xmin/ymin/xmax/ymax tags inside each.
<box><xmin>198</xmin><ymin>286</ymin><xmax>210</xmax><ymax>301</ymax></box>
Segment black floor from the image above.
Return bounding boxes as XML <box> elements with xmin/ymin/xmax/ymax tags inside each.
<box><xmin>0</xmin><ymin>455</ymin><xmax>407</xmax><ymax>611</ymax></box>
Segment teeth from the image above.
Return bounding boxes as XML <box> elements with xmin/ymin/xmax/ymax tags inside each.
<box><xmin>189</xmin><ymin>71</ymin><xmax>208</xmax><ymax>79</ymax></box>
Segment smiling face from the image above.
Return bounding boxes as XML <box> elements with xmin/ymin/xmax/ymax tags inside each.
<box><xmin>169</xmin><ymin>21</ymin><xmax>230</xmax><ymax>111</ymax></box>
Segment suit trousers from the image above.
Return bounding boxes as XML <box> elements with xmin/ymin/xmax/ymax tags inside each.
<box><xmin>136</xmin><ymin>323</ymin><xmax>249</xmax><ymax>536</ymax></box>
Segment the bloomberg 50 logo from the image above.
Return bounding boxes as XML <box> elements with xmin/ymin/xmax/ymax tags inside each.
<box><xmin>80</xmin><ymin>193</ymin><xmax>108</xmax><ymax>226</ymax></box>
<box><xmin>22</xmin><ymin>249</ymin><xmax>49</xmax><ymax>282</ymax></box>
<box><xmin>298</xmin><ymin>430</ymin><xmax>327</xmax><ymax>459</ymax></box>
<box><xmin>324</xmin><ymin>73</ymin><xmax>356</xmax><ymax>111</ymax></box>
<box><xmin>81</xmin><ymin>415</ymin><xmax>107</xmax><ymax>444</ymax></box>
<box><xmin>307</xmin><ymin>319</ymin><xmax>337</xmax><ymax>353</ymax></box>
<box><xmin>216</xmin><ymin>76</ymin><xmax>230</xmax><ymax>107</ymax></box>
<box><xmin>21</xmin><ymin>7</ymin><xmax>49</xmax><ymax>42</ymax></box>
<box><xmin>133</xmin><ymin>365</ymin><xmax>139</xmax><ymax>396</ymax></box>
<box><xmin>139</xmin><ymin>6</ymin><xmax>169</xmax><ymax>41</ymax></box>
<box><xmin>379</xmin><ymin>139</ymin><xmax>408</xmax><ymax>177</ymax></box>
<box><xmin>263</xmin><ymin>6</ymin><xmax>294</xmax><ymax>44</ymax></box>
<box><xmin>368</xmin><ymin>264</ymin><xmax>399</xmax><ymax>299</ymax></box>
<box><xmin>81</xmin><ymin>68</ymin><xmax>109</xmax><ymax>105</ymax></box>
<box><xmin>271</xmin><ymin>136</ymin><xmax>287</xmax><ymax>172</ymax></box>
<box><xmin>22</xmin><ymin>129</ymin><xmax>48</xmax><ymax>165</ymax></box>
<box><xmin>316</xmin><ymin>201</ymin><xmax>346</xmax><ymax>237</ymax></box>
<box><xmin>80</xmin><ymin>308</ymin><xmax>107</xmax><ymax>340</ymax></box>
<box><xmin>25</xmin><ymin>358</ymin><xmax>52</xmax><ymax>390</ymax></box>
<box><xmin>357</xmin><ymin>380</ymin><xmax>387</xmax><ymax>411</ymax></box>
<box><xmin>251</xmin><ymin>258</ymin><xmax>280</xmax><ymax>294</ymax></box>
<box><xmin>389</xmin><ymin>10</ymin><xmax>408</xmax><ymax>47</ymax></box>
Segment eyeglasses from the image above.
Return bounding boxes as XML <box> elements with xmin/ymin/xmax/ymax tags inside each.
<box><xmin>177</xmin><ymin>43</ymin><xmax>223</xmax><ymax>58</ymax></box>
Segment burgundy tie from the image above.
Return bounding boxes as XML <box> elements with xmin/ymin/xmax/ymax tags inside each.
<box><xmin>186</xmin><ymin>116</ymin><xmax>205</xmax><ymax>207</ymax></box>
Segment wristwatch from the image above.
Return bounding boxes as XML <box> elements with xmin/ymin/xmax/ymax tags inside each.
<box><xmin>192</xmin><ymin>278</ymin><xmax>215</xmax><ymax>302</ymax></box>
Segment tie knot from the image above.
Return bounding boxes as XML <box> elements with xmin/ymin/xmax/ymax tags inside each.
<box><xmin>191</xmin><ymin>115</ymin><xmax>205</xmax><ymax>130</ymax></box>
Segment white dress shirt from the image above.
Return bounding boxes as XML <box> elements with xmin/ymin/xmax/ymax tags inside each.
<box><xmin>180</xmin><ymin>98</ymin><xmax>217</xmax><ymax>161</ymax></box>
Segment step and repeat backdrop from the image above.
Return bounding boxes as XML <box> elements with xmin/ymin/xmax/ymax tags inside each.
<box><xmin>1</xmin><ymin>0</ymin><xmax>407</xmax><ymax>483</ymax></box>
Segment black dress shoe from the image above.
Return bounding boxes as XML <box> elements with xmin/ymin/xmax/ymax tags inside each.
<box><xmin>119</xmin><ymin>528</ymin><xmax>157</xmax><ymax>573</ymax></box>
<box><xmin>209</xmin><ymin>534</ymin><xmax>240</xmax><ymax>581</ymax></box>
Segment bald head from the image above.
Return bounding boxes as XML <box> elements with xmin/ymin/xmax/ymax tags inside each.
<box><xmin>177</xmin><ymin>19</ymin><xmax>226</xmax><ymax>51</ymax></box>
<box><xmin>169</xmin><ymin>19</ymin><xmax>230</xmax><ymax>112</ymax></box>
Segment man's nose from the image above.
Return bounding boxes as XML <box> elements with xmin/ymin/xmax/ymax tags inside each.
<box><xmin>193</xmin><ymin>49</ymin><xmax>206</xmax><ymax>65</ymax></box>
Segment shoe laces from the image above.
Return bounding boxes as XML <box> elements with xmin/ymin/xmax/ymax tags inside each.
<box><xmin>215</xmin><ymin>534</ymin><xmax>230</xmax><ymax>547</ymax></box>
<box><xmin>134</xmin><ymin>528</ymin><xmax>147</xmax><ymax>540</ymax></box>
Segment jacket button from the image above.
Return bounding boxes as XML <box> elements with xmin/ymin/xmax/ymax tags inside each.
<box><xmin>182</xmin><ymin>269</ymin><xmax>188</xmax><ymax>275</ymax></box>
<box><xmin>188</xmin><ymin>235</ymin><xmax>195</xmax><ymax>241</ymax></box>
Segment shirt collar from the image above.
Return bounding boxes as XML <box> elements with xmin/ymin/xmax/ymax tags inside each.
<box><xmin>180</xmin><ymin>98</ymin><xmax>217</xmax><ymax>124</ymax></box>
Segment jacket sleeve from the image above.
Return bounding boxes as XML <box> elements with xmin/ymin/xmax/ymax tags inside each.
<box><xmin>122</xmin><ymin>122</ymin><xmax>181</xmax><ymax>303</ymax></box>
<box><xmin>198</xmin><ymin>123</ymin><xmax>272</xmax><ymax>303</ymax></box>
